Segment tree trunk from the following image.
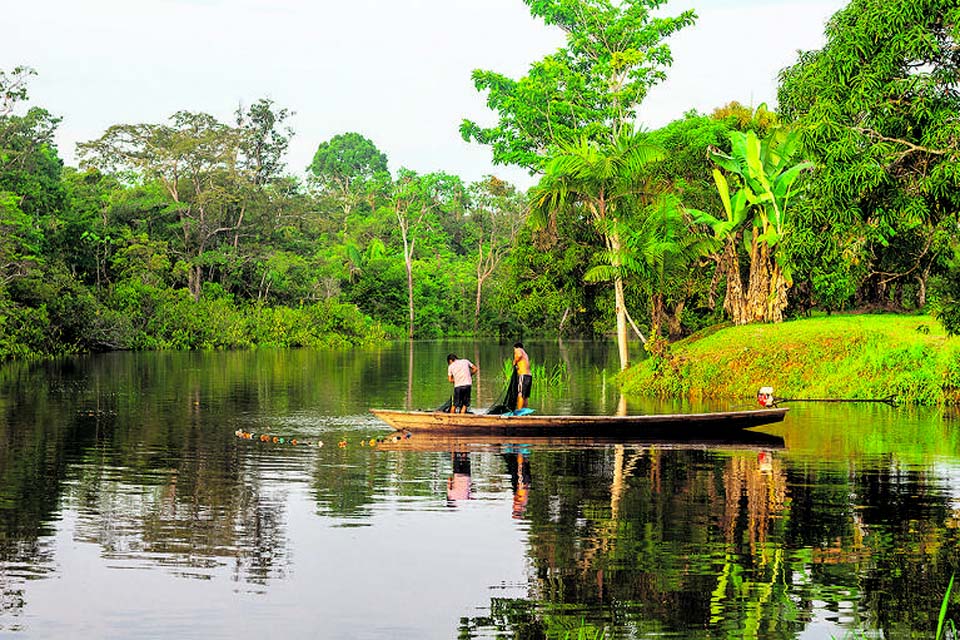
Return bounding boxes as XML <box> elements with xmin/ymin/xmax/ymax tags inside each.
<box><xmin>399</xmin><ymin>221</ymin><xmax>416</xmax><ymax>340</ymax></box>
<box><xmin>405</xmin><ymin>338</ymin><xmax>414</xmax><ymax>410</ymax></box>
<box><xmin>740</xmin><ymin>237</ymin><xmax>791</xmax><ymax>324</ymax></box>
<box><xmin>474</xmin><ymin>272</ymin><xmax>486</xmax><ymax>334</ymax></box>
<box><xmin>188</xmin><ymin>264</ymin><xmax>202</xmax><ymax>301</ymax></box>
<box><xmin>722</xmin><ymin>239</ymin><xmax>747</xmax><ymax>325</ymax></box>
<box><xmin>406</xmin><ymin>254</ymin><xmax>414</xmax><ymax>339</ymax></box>
<box><xmin>767</xmin><ymin>261</ymin><xmax>790</xmax><ymax>323</ymax></box>
<box><xmin>649</xmin><ymin>292</ymin><xmax>664</xmax><ymax>341</ymax></box>
<box><xmin>918</xmin><ymin>265</ymin><xmax>929</xmax><ymax>307</ymax></box>
<box><xmin>667</xmin><ymin>299</ymin><xmax>685</xmax><ymax>340</ymax></box>
<box><xmin>613</xmin><ymin>275</ymin><xmax>630</xmax><ymax>371</ymax></box>
<box><xmin>610</xmin><ymin>226</ymin><xmax>630</xmax><ymax>371</ymax></box>
<box><xmin>745</xmin><ymin>234</ymin><xmax>770</xmax><ymax>323</ymax></box>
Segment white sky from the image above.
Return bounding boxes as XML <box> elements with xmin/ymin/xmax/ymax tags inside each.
<box><xmin>3</xmin><ymin>0</ymin><xmax>846</xmax><ymax>189</ymax></box>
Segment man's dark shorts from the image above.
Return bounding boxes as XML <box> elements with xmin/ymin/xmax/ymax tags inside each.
<box><xmin>453</xmin><ymin>385</ymin><xmax>472</xmax><ymax>409</ymax></box>
<box><xmin>518</xmin><ymin>374</ymin><xmax>532</xmax><ymax>399</ymax></box>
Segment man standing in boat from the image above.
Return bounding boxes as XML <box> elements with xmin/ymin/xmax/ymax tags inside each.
<box><xmin>513</xmin><ymin>342</ymin><xmax>532</xmax><ymax>411</ymax></box>
<box><xmin>447</xmin><ymin>353</ymin><xmax>478</xmax><ymax>413</ymax></box>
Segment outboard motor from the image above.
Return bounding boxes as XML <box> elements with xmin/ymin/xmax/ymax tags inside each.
<box><xmin>757</xmin><ymin>386</ymin><xmax>775</xmax><ymax>407</ymax></box>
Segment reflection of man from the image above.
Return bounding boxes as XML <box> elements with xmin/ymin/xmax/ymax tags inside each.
<box><xmin>503</xmin><ymin>448</ymin><xmax>531</xmax><ymax>518</ymax></box>
<box><xmin>446</xmin><ymin>452</ymin><xmax>472</xmax><ymax>503</ymax></box>
<box><xmin>512</xmin><ymin>454</ymin><xmax>530</xmax><ymax>518</ymax></box>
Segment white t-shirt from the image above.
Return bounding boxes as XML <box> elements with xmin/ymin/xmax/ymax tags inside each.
<box><xmin>447</xmin><ymin>359</ymin><xmax>474</xmax><ymax>387</ymax></box>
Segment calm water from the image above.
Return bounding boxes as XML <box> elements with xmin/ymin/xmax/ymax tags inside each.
<box><xmin>1</xmin><ymin>340</ymin><xmax>959</xmax><ymax>639</ymax></box>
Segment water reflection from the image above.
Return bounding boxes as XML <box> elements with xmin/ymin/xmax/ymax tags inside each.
<box><xmin>0</xmin><ymin>346</ymin><xmax>959</xmax><ymax>638</ymax></box>
<box><xmin>504</xmin><ymin>449</ymin><xmax>531</xmax><ymax>519</ymax></box>
<box><xmin>447</xmin><ymin>452</ymin><xmax>472</xmax><ymax>504</ymax></box>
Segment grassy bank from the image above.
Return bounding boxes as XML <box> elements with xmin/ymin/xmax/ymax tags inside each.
<box><xmin>621</xmin><ymin>314</ymin><xmax>960</xmax><ymax>406</ymax></box>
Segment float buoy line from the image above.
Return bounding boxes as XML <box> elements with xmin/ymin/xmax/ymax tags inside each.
<box><xmin>234</xmin><ymin>429</ymin><xmax>413</xmax><ymax>448</ymax></box>
<box><xmin>235</xmin><ymin>429</ymin><xmax>323</xmax><ymax>447</ymax></box>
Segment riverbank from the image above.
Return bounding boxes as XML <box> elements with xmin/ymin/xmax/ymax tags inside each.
<box><xmin>620</xmin><ymin>314</ymin><xmax>960</xmax><ymax>406</ymax></box>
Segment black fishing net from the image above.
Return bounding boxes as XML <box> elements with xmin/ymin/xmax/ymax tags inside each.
<box><xmin>485</xmin><ymin>367</ymin><xmax>518</xmax><ymax>415</ymax></box>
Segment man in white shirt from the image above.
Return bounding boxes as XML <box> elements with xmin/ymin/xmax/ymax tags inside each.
<box><xmin>446</xmin><ymin>353</ymin><xmax>478</xmax><ymax>413</ymax></box>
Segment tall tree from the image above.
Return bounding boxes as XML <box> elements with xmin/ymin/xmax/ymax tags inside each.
<box><xmin>388</xmin><ymin>169</ymin><xmax>466</xmax><ymax>339</ymax></box>
<box><xmin>78</xmin><ymin>104</ymin><xmax>292</xmax><ymax>300</ymax></box>
<box><xmin>467</xmin><ymin>176</ymin><xmax>526</xmax><ymax>332</ymax></box>
<box><xmin>308</xmin><ymin>132</ymin><xmax>389</xmax><ymax>236</ymax></box>
<box><xmin>462</xmin><ymin>0</ymin><xmax>695</xmax><ymax>369</ymax></box>
<box><xmin>587</xmin><ymin>193</ymin><xmax>714</xmax><ymax>341</ymax></box>
<box><xmin>777</xmin><ymin>0</ymin><xmax>960</xmax><ymax>312</ymax></box>
<box><xmin>461</xmin><ymin>0</ymin><xmax>695</xmax><ymax>173</ymax></box>
<box><xmin>0</xmin><ymin>66</ymin><xmax>64</xmax><ymax>285</ymax></box>
<box><xmin>236</xmin><ymin>98</ymin><xmax>292</xmax><ymax>187</ymax></box>
<box><xmin>531</xmin><ymin>132</ymin><xmax>664</xmax><ymax>369</ymax></box>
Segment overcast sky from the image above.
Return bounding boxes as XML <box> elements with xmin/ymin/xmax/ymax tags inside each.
<box><xmin>3</xmin><ymin>0</ymin><xmax>846</xmax><ymax>188</ymax></box>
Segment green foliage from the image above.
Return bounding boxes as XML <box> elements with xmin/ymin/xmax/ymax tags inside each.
<box><xmin>810</xmin><ymin>265</ymin><xmax>859</xmax><ymax>313</ymax></box>
<box><xmin>99</xmin><ymin>279</ymin><xmax>390</xmax><ymax>351</ymax></box>
<box><xmin>494</xmin><ymin>222</ymin><xmax>600</xmax><ymax>337</ymax></box>
<box><xmin>462</xmin><ymin>0</ymin><xmax>696</xmax><ymax>171</ymax></box>
<box><xmin>777</xmin><ymin>0</ymin><xmax>960</xmax><ymax>310</ymax></box>
<box><xmin>308</xmin><ymin>131</ymin><xmax>388</xmax><ymax>188</ymax></box>
<box><xmin>645</xmin><ymin>111</ymin><xmax>732</xmax><ymax>212</ymax></box>
<box><xmin>696</xmin><ymin>128</ymin><xmax>812</xmax><ymax>256</ymax></box>
<box><xmin>345</xmin><ymin>255</ymin><xmax>407</xmax><ymax>331</ymax></box>
<box><xmin>931</xmin><ymin>247</ymin><xmax>960</xmax><ymax>336</ymax></box>
<box><xmin>531</xmin><ymin>130</ymin><xmax>670</xmax><ymax>367</ymax></box>
<box><xmin>237</xmin><ymin>98</ymin><xmax>293</xmax><ymax>186</ymax></box>
<box><xmin>0</xmin><ymin>300</ymin><xmax>50</xmax><ymax>359</ymax></box>
<box><xmin>687</xmin><ymin>125</ymin><xmax>814</xmax><ymax>324</ymax></box>
<box><xmin>9</xmin><ymin>10</ymin><xmax>960</xmax><ymax>365</ymax></box>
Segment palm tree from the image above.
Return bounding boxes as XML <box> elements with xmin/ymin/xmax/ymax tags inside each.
<box><xmin>530</xmin><ymin>131</ymin><xmax>664</xmax><ymax>371</ymax></box>
<box><xmin>587</xmin><ymin>194</ymin><xmax>717</xmax><ymax>341</ymax></box>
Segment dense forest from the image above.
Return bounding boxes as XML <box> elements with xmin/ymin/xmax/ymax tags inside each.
<box><xmin>0</xmin><ymin>0</ymin><xmax>957</xmax><ymax>364</ymax></box>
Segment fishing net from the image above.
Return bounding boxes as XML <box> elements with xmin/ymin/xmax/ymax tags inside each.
<box><xmin>485</xmin><ymin>367</ymin><xmax>518</xmax><ymax>415</ymax></box>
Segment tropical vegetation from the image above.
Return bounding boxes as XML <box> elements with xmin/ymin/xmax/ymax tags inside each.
<box><xmin>0</xmin><ymin>0</ymin><xmax>957</xmax><ymax>376</ymax></box>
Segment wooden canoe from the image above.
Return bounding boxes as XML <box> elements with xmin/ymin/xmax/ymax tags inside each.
<box><xmin>369</xmin><ymin>406</ymin><xmax>788</xmax><ymax>437</ymax></box>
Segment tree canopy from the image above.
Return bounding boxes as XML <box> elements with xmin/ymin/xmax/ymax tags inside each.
<box><xmin>461</xmin><ymin>0</ymin><xmax>696</xmax><ymax>172</ymax></box>
<box><xmin>778</xmin><ymin>0</ymin><xmax>960</xmax><ymax>312</ymax></box>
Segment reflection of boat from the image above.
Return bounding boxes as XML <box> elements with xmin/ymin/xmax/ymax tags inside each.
<box><xmin>375</xmin><ymin>429</ymin><xmax>786</xmax><ymax>452</ymax></box>
<box><xmin>369</xmin><ymin>407</ymin><xmax>788</xmax><ymax>437</ymax></box>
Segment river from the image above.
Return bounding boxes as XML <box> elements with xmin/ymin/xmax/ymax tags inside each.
<box><xmin>0</xmin><ymin>340</ymin><xmax>958</xmax><ymax>638</ymax></box>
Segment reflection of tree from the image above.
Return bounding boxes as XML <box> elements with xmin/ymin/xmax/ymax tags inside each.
<box><xmin>0</xmin><ymin>364</ymin><xmax>92</xmax><ymax>623</ymax></box>
<box><xmin>456</xmin><ymin>446</ymin><xmax>960</xmax><ymax>638</ymax></box>
<box><xmin>312</xmin><ymin>448</ymin><xmax>441</xmax><ymax>519</ymax></box>
<box><xmin>0</xmin><ymin>355</ymin><xmax>308</xmax><ymax>623</ymax></box>
<box><xmin>4</xmin><ymin>352</ymin><xmax>960</xmax><ymax>638</ymax></box>
<box><xmin>406</xmin><ymin>338</ymin><xmax>414</xmax><ymax>410</ymax></box>
<box><xmin>463</xmin><ymin>447</ymin><xmax>801</xmax><ymax>637</ymax></box>
<box><xmin>68</xmin><ymin>445</ymin><xmax>290</xmax><ymax>586</ymax></box>
<box><xmin>787</xmin><ymin>460</ymin><xmax>960</xmax><ymax>637</ymax></box>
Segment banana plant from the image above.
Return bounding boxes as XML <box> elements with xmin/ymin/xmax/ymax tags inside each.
<box><xmin>689</xmin><ymin>168</ymin><xmax>751</xmax><ymax>240</ymax></box>
<box><xmin>711</xmin><ymin>129</ymin><xmax>813</xmax><ymax>254</ymax></box>
<box><xmin>687</xmin><ymin>125</ymin><xmax>814</xmax><ymax>324</ymax></box>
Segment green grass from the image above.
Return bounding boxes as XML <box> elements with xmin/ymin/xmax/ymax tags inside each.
<box><xmin>497</xmin><ymin>359</ymin><xmax>569</xmax><ymax>389</ymax></box>
<box><xmin>937</xmin><ymin>574</ymin><xmax>955</xmax><ymax>640</ymax></box>
<box><xmin>621</xmin><ymin>314</ymin><xmax>960</xmax><ymax>405</ymax></box>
